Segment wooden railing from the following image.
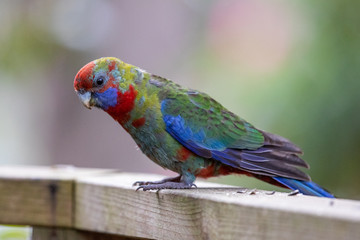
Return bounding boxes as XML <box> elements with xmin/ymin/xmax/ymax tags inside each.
<box><xmin>0</xmin><ymin>165</ymin><xmax>359</xmax><ymax>240</ymax></box>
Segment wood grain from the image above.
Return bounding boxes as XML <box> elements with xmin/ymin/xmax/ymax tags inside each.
<box><xmin>75</xmin><ymin>173</ymin><xmax>360</xmax><ymax>240</ymax></box>
<box><xmin>0</xmin><ymin>165</ymin><xmax>110</xmax><ymax>227</ymax></box>
<box><xmin>0</xmin><ymin>166</ymin><xmax>359</xmax><ymax>240</ymax></box>
<box><xmin>32</xmin><ymin>227</ymin><xmax>144</xmax><ymax>240</ymax></box>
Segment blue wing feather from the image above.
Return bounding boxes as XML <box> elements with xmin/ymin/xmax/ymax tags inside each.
<box><xmin>161</xmin><ymin>98</ymin><xmax>334</xmax><ymax>198</ymax></box>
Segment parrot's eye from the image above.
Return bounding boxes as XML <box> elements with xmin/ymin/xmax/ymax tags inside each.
<box><xmin>95</xmin><ymin>76</ymin><xmax>105</xmax><ymax>87</ymax></box>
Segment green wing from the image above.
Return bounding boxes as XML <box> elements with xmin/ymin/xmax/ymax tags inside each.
<box><xmin>161</xmin><ymin>90</ymin><xmax>265</xmax><ymax>152</ymax></box>
<box><xmin>160</xmin><ymin>87</ymin><xmax>309</xmax><ymax>180</ymax></box>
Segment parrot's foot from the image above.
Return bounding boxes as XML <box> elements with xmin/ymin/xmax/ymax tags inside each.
<box><xmin>133</xmin><ymin>175</ymin><xmax>182</xmax><ymax>187</ymax></box>
<box><xmin>136</xmin><ymin>181</ymin><xmax>197</xmax><ymax>191</ymax></box>
<box><xmin>288</xmin><ymin>189</ymin><xmax>300</xmax><ymax>196</ymax></box>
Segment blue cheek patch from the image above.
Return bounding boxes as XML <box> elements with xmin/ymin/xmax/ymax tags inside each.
<box><xmin>93</xmin><ymin>88</ymin><xmax>118</xmax><ymax>110</ymax></box>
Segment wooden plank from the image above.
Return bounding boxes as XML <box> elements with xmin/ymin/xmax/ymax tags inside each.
<box><xmin>0</xmin><ymin>165</ymin><xmax>111</xmax><ymax>227</ymax></box>
<box><xmin>75</xmin><ymin>173</ymin><xmax>360</xmax><ymax>240</ymax></box>
<box><xmin>0</xmin><ymin>166</ymin><xmax>360</xmax><ymax>240</ymax></box>
<box><xmin>32</xmin><ymin>227</ymin><xmax>145</xmax><ymax>240</ymax></box>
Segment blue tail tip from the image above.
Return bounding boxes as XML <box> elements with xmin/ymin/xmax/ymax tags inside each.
<box><xmin>274</xmin><ymin>177</ymin><xmax>335</xmax><ymax>198</ymax></box>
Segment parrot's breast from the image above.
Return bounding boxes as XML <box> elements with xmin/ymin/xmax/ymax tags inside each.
<box><xmin>105</xmin><ymin>85</ymin><xmax>138</xmax><ymax>125</ymax></box>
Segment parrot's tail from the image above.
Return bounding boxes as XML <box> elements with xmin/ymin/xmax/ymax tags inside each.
<box><xmin>273</xmin><ymin>177</ymin><xmax>335</xmax><ymax>198</ymax></box>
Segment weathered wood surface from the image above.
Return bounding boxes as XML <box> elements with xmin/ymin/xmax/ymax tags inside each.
<box><xmin>0</xmin><ymin>165</ymin><xmax>359</xmax><ymax>240</ymax></box>
<box><xmin>76</xmin><ymin>173</ymin><xmax>360</xmax><ymax>240</ymax></box>
<box><xmin>32</xmin><ymin>227</ymin><xmax>143</xmax><ymax>240</ymax></box>
<box><xmin>0</xmin><ymin>165</ymin><xmax>112</xmax><ymax>227</ymax></box>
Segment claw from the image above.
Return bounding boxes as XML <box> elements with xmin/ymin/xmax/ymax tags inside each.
<box><xmin>237</xmin><ymin>189</ymin><xmax>247</xmax><ymax>194</ymax></box>
<box><xmin>134</xmin><ymin>181</ymin><xmax>195</xmax><ymax>191</ymax></box>
<box><xmin>288</xmin><ymin>189</ymin><xmax>300</xmax><ymax>196</ymax></box>
<box><xmin>248</xmin><ymin>189</ymin><xmax>257</xmax><ymax>195</ymax></box>
<box><xmin>133</xmin><ymin>181</ymin><xmax>148</xmax><ymax>187</ymax></box>
<box><xmin>266</xmin><ymin>191</ymin><xmax>276</xmax><ymax>195</ymax></box>
<box><xmin>133</xmin><ymin>175</ymin><xmax>182</xmax><ymax>187</ymax></box>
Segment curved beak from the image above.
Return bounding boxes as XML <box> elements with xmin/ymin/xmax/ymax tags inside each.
<box><xmin>77</xmin><ymin>91</ymin><xmax>93</xmax><ymax>109</ymax></box>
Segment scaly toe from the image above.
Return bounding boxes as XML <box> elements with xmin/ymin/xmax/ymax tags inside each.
<box><xmin>134</xmin><ymin>182</ymin><xmax>195</xmax><ymax>191</ymax></box>
<box><xmin>133</xmin><ymin>181</ymin><xmax>148</xmax><ymax>187</ymax></box>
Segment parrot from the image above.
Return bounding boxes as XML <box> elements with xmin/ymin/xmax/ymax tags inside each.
<box><xmin>74</xmin><ymin>57</ymin><xmax>334</xmax><ymax>198</ymax></box>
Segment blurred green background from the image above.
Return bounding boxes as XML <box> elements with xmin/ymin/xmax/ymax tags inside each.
<box><xmin>0</xmin><ymin>0</ymin><xmax>359</xmax><ymax>204</ymax></box>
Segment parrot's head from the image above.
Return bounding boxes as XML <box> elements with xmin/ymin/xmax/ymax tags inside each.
<box><xmin>74</xmin><ymin>57</ymin><xmax>141</xmax><ymax>113</ymax></box>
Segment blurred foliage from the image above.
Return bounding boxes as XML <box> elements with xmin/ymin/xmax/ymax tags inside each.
<box><xmin>275</xmin><ymin>0</ymin><xmax>360</xmax><ymax>197</ymax></box>
<box><xmin>196</xmin><ymin>0</ymin><xmax>360</xmax><ymax>198</ymax></box>
<box><xmin>0</xmin><ymin>0</ymin><xmax>359</xmax><ymax>199</ymax></box>
<box><xmin>0</xmin><ymin>23</ymin><xmax>57</xmax><ymax>76</ymax></box>
<box><xmin>0</xmin><ymin>226</ymin><xmax>31</xmax><ymax>240</ymax></box>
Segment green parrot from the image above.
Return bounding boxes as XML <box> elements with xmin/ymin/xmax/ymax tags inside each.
<box><xmin>74</xmin><ymin>57</ymin><xmax>334</xmax><ymax>197</ymax></box>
